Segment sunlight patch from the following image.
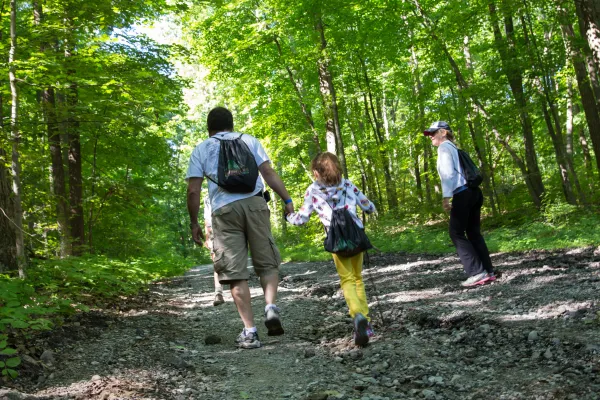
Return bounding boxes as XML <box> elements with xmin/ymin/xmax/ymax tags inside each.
<box><xmin>377</xmin><ymin>260</ymin><xmax>440</xmax><ymax>273</ymax></box>
<box><xmin>385</xmin><ymin>289</ymin><xmax>444</xmax><ymax>303</ymax></box>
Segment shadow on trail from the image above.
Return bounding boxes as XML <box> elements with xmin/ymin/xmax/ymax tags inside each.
<box><xmin>6</xmin><ymin>247</ymin><xmax>600</xmax><ymax>400</ymax></box>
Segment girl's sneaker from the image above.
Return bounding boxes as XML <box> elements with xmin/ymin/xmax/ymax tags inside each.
<box><xmin>366</xmin><ymin>322</ymin><xmax>375</xmax><ymax>338</ymax></box>
<box><xmin>353</xmin><ymin>313</ymin><xmax>369</xmax><ymax>347</ymax></box>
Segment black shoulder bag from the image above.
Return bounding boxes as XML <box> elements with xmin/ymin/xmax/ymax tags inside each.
<box><xmin>323</xmin><ymin>188</ymin><xmax>373</xmax><ymax>258</ymax></box>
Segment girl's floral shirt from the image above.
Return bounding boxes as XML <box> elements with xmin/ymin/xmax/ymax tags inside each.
<box><xmin>286</xmin><ymin>178</ymin><xmax>376</xmax><ymax>228</ymax></box>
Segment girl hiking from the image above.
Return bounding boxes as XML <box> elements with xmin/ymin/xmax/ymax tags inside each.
<box><xmin>286</xmin><ymin>152</ymin><xmax>376</xmax><ymax>346</ymax></box>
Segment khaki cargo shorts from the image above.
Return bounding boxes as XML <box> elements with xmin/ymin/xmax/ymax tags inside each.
<box><xmin>211</xmin><ymin>196</ymin><xmax>281</xmax><ymax>283</ymax></box>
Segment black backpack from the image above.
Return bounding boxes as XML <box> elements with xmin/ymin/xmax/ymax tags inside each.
<box><xmin>208</xmin><ymin>134</ymin><xmax>259</xmax><ymax>193</ymax></box>
<box><xmin>449</xmin><ymin>142</ymin><xmax>483</xmax><ymax>188</ymax></box>
<box><xmin>323</xmin><ymin>191</ymin><xmax>373</xmax><ymax>258</ymax></box>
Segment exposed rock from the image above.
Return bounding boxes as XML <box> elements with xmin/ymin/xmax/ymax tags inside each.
<box><xmin>39</xmin><ymin>350</ymin><xmax>55</xmax><ymax>366</ymax></box>
<box><xmin>204</xmin><ymin>335</ymin><xmax>222</xmax><ymax>345</ymax></box>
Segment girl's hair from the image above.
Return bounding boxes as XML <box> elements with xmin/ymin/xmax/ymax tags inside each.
<box><xmin>311</xmin><ymin>152</ymin><xmax>342</xmax><ymax>186</ymax></box>
<box><xmin>442</xmin><ymin>129</ymin><xmax>456</xmax><ymax>142</ymax></box>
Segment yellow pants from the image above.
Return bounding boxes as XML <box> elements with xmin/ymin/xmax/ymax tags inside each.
<box><xmin>332</xmin><ymin>252</ymin><xmax>370</xmax><ymax>321</ymax></box>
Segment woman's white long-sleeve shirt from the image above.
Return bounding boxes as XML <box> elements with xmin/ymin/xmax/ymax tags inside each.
<box><xmin>286</xmin><ymin>179</ymin><xmax>376</xmax><ymax>228</ymax></box>
<box><xmin>437</xmin><ymin>141</ymin><xmax>467</xmax><ymax>198</ymax></box>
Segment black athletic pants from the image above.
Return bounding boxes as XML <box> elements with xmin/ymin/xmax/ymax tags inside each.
<box><xmin>449</xmin><ymin>187</ymin><xmax>493</xmax><ymax>277</ymax></box>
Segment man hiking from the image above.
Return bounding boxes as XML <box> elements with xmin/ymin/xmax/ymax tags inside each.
<box><xmin>186</xmin><ymin>107</ymin><xmax>294</xmax><ymax>349</ymax></box>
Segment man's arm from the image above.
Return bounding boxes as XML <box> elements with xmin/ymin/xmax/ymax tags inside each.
<box><xmin>187</xmin><ymin>177</ymin><xmax>205</xmax><ymax>244</ymax></box>
<box><xmin>258</xmin><ymin>161</ymin><xmax>294</xmax><ymax>215</ymax></box>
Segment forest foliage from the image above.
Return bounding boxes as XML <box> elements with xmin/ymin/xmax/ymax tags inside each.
<box><xmin>1</xmin><ymin>0</ymin><xmax>600</xmax><ymax>375</ymax></box>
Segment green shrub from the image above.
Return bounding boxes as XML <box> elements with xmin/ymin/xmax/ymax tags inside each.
<box><xmin>274</xmin><ymin>205</ymin><xmax>600</xmax><ymax>261</ymax></box>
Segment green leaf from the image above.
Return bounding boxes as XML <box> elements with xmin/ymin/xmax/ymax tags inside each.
<box><xmin>0</xmin><ymin>348</ymin><xmax>17</xmax><ymax>356</ymax></box>
<box><xmin>6</xmin><ymin>357</ymin><xmax>21</xmax><ymax>368</ymax></box>
<box><xmin>239</xmin><ymin>391</ymin><xmax>250</xmax><ymax>399</ymax></box>
<box><xmin>0</xmin><ymin>361</ymin><xmax>5</xmax><ymax>368</ymax></box>
<box><xmin>10</xmin><ymin>320</ymin><xmax>30</xmax><ymax>329</ymax></box>
<box><xmin>7</xmin><ymin>368</ymin><xmax>18</xmax><ymax>378</ymax></box>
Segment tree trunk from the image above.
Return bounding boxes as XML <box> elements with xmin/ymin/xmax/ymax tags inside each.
<box><xmin>358</xmin><ymin>118</ymin><xmax>384</xmax><ymax>208</ymax></box>
<box><xmin>409</xmin><ymin>42</ymin><xmax>430</xmax><ymax>205</ymax></box>
<box><xmin>423</xmin><ymin>140</ymin><xmax>433</xmax><ymax>205</ymax></box>
<box><xmin>46</xmin><ymin>87</ymin><xmax>72</xmax><ymax>256</ymax></box>
<box><xmin>273</xmin><ymin>36</ymin><xmax>321</xmax><ymax>154</ymax></box>
<box><xmin>35</xmin><ymin>0</ymin><xmax>71</xmax><ymax>257</ymax></box>
<box><xmin>519</xmin><ymin>8</ymin><xmax>583</xmax><ymax>204</ymax></box>
<box><xmin>574</xmin><ymin>0</ymin><xmax>600</xmax><ymax>98</ymax></box>
<box><xmin>540</xmin><ymin>99</ymin><xmax>578</xmax><ymax>203</ymax></box>
<box><xmin>414</xmin><ymin>55</ymin><xmax>433</xmax><ymax>205</ymax></box>
<box><xmin>315</xmin><ymin>15</ymin><xmax>347</xmax><ymax>176</ymax></box>
<box><xmin>0</xmin><ymin>5</ymin><xmax>17</xmax><ymax>272</ymax></box>
<box><xmin>489</xmin><ymin>3</ymin><xmax>546</xmax><ymax>202</ymax></box>
<box><xmin>88</xmin><ymin>136</ymin><xmax>99</xmax><ymax>251</ymax></box>
<box><xmin>9</xmin><ymin>0</ymin><xmax>25</xmax><ymax>276</ymax></box>
<box><xmin>463</xmin><ymin>35</ymin><xmax>497</xmax><ymax>214</ymax></box>
<box><xmin>348</xmin><ymin>119</ymin><xmax>377</xmax><ymax>211</ymax></box>
<box><xmin>0</xmin><ymin>117</ymin><xmax>18</xmax><ymax>271</ymax></box>
<box><xmin>574</xmin><ymin>102</ymin><xmax>597</xmax><ymax>192</ymax></box>
<box><xmin>360</xmin><ymin>58</ymin><xmax>398</xmax><ymax>211</ymax></box>
<box><xmin>567</xmin><ymin>77</ymin><xmax>575</xmax><ymax>162</ymax></box>
<box><xmin>466</xmin><ymin>117</ymin><xmax>498</xmax><ymax>214</ymax></box>
<box><xmin>0</xmin><ymin>150</ymin><xmax>17</xmax><ymax>272</ymax></box>
<box><xmin>65</xmin><ymin>35</ymin><xmax>85</xmax><ymax>255</ymax></box>
<box><xmin>560</xmin><ymin>6</ymin><xmax>600</xmax><ymax>174</ymax></box>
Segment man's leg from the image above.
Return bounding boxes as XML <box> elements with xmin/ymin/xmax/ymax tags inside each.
<box><xmin>214</xmin><ymin>271</ymin><xmax>223</xmax><ymax>294</ymax></box>
<box><xmin>260</xmin><ymin>273</ymin><xmax>279</xmax><ymax>305</ymax></box>
<box><xmin>230</xmin><ymin>279</ymin><xmax>254</xmax><ymax>328</ymax></box>
<box><xmin>213</xmin><ymin>271</ymin><xmax>224</xmax><ymax>306</ymax></box>
<box><xmin>230</xmin><ymin>279</ymin><xmax>261</xmax><ymax>349</ymax></box>
<box><xmin>244</xmin><ymin>196</ymin><xmax>284</xmax><ymax>336</ymax></box>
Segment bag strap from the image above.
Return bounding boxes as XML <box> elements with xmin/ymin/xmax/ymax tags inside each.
<box><xmin>211</xmin><ymin>132</ymin><xmax>243</xmax><ymax>142</ymax></box>
<box><xmin>443</xmin><ymin>141</ymin><xmax>466</xmax><ymax>180</ymax></box>
<box><xmin>206</xmin><ymin>133</ymin><xmax>226</xmax><ymax>184</ymax></box>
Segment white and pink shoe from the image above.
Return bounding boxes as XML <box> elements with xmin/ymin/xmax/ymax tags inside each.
<box><xmin>461</xmin><ymin>272</ymin><xmax>491</xmax><ymax>287</ymax></box>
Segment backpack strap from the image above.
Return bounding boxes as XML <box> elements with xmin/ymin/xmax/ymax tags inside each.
<box><xmin>444</xmin><ymin>141</ymin><xmax>465</xmax><ymax>179</ymax></box>
<box><xmin>206</xmin><ymin>133</ymin><xmax>226</xmax><ymax>183</ymax></box>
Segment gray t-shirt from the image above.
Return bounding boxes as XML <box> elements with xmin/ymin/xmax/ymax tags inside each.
<box><xmin>186</xmin><ymin>132</ymin><xmax>269</xmax><ymax>212</ymax></box>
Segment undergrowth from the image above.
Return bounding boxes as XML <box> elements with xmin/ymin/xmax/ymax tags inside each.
<box><xmin>276</xmin><ymin>205</ymin><xmax>600</xmax><ymax>261</ymax></box>
<box><xmin>0</xmin><ymin>253</ymin><xmax>193</xmax><ymax>378</ymax></box>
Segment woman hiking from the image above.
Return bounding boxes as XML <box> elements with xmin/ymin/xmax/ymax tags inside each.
<box><xmin>424</xmin><ymin>121</ymin><xmax>496</xmax><ymax>287</ymax></box>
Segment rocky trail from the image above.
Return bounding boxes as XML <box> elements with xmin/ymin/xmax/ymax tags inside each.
<box><xmin>2</xmin><ymin>247</ymin><xmax>600</xmax><ymax>400</ymax></box>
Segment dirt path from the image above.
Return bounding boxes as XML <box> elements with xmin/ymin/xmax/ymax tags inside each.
<box><xmin>2</xmin><ymin>247</ymin><xmax>600</xmax><ymax>400</ymax></box>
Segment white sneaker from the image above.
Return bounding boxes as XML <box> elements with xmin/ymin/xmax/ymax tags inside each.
<box><xmin>235</xmin><ymin>331</ymin><xmax>261</xmax><ymax>349</ymax></box>
<box><xmin>461</xmin><ymin>272</ymin><xmax>490</xmax><ymax>287</ymax></box>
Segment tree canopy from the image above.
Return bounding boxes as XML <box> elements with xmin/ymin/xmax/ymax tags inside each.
<box><xmin>1</xmin><ymin>0</ymin><xmax>599</xmax><ymax>268</ymax></box>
